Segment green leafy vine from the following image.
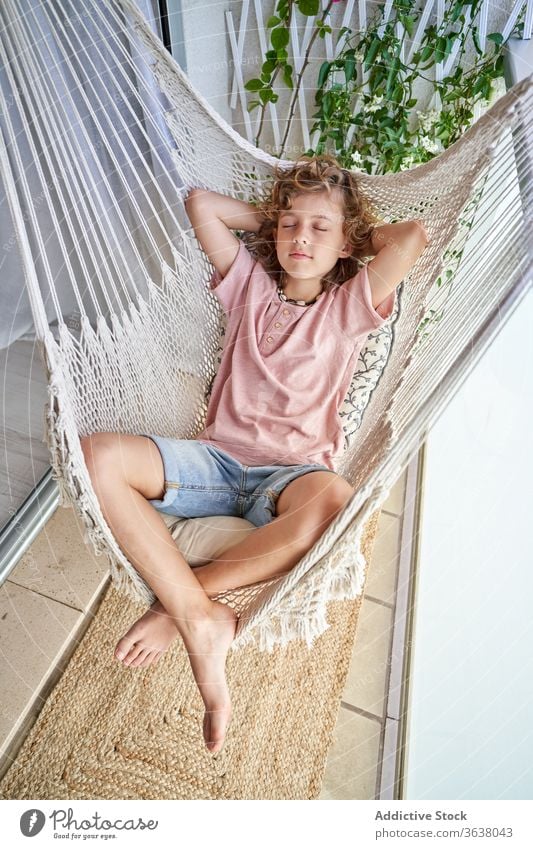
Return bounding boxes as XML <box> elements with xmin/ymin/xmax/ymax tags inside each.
<box><xmin>244</xmin><ymin>0</ymin><xmax>524</xmax><ymax>171</ymax></box>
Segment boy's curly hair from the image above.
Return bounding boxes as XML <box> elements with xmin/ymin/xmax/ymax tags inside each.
<box><xmin>243</xmin><ymin>153</ymin><xmax>382</xmax><ymax>293</ymax></box>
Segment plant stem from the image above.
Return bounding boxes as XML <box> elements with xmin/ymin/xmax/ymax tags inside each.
<box><xmin>278</xmin><ymin>0</ymin><xmax>335</xmax><ymax>159</ymax></box>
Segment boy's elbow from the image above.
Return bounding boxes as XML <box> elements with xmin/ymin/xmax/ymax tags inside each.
<box><xmin>411</xmin><ymin>218</ymin><xmax>430</xmax><ymax>244</ymax></box>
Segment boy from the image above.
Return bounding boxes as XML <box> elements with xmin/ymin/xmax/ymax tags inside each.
<box><xmin>81</xmin><ymin>155</ymin><xmax>429</xmax><ymax>753</ymax></box>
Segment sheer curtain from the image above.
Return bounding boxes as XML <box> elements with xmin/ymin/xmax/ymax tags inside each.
<box><xmin>0</xmin><ymin>0</ymin><xmax>183</xmax><ymax>349</ymax></box>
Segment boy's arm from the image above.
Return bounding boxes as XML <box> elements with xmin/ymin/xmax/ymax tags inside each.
<box><xmin>360</xmin><ymin>219</ymin><xmax>429</xmax><ymax>257</ymax></box>
<box><xmin>365</xmin><ymin>219</ymin><xmax>430</xmax><ymax>310</ymax></box>
<box><xmin>185</xmin><ymin>188</ymin><xmax>265</xmax><ymax>279</ymax></box>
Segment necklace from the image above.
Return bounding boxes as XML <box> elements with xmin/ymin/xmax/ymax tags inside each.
<box><xmin>277</xmin><ymin>277</ymin><xmax>324</xmax><ymax>307</ymax></box>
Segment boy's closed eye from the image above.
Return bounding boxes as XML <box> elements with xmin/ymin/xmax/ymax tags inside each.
<box><xmin>281</xmin><ymin>224</ymin><xmax>329</xmax><ymax>231</ymax></box>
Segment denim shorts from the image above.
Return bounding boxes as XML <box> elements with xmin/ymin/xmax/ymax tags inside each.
<box><xmin>144</xmin><ymin>436</ymin><xmax>335</xmax><ymax>528</ymax></box>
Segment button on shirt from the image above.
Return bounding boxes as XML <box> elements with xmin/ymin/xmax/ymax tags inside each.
<box><xmin>195</xmin><ymin>240</ymin><xmax>396</xmax><ymax>469</ymax></box>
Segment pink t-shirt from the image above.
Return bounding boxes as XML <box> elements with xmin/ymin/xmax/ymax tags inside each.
<box><xmin>195</xmin><ymin>239</ymin><xmax>396</xmax><ymax>469</ymax></box>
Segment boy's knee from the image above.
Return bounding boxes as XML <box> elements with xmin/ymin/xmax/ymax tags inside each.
<box><xmin>314</xmin><ymin>478</ymin><xmax>354</xmax><ymax>525</ymax></box>
<box><xmin>281</xmin><ymin>474</ymin><xmax>354</xmax><ymax>539</ymax></box>
<box><xmin>80</xmin><ymin>432</ymin><xmax>119</xmax><ymax>480</ymax></box>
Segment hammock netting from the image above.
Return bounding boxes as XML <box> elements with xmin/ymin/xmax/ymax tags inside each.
<box><xmin>1</xmin><ymin>0</ymin><xmax>531</xmax><ymax>650</ymax></box>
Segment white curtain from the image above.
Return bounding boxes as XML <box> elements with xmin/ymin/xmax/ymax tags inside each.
<box><xmin>0</xmin><ymin>0</ymin><xmax>184</xmax><ymax>349</ymax></box>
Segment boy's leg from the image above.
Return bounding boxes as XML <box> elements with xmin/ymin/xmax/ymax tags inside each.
<box><xmin>80</xmin><ymin>431</ymin><xmax>236</xmax><ymax>754</ymax></box>
<box><xmin>132</xmin><ymin>471</ymin><xmax>354</xmax><ymax>662</ymax></box>
<box><xmin>193</xmin><ymin>471</ymin><xmax>355</xmax><ymax>594</ymax></box>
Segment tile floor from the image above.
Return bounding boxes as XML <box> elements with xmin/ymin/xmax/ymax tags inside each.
<box><xmin>0</xmin><ymin>469</ymin><xmax>407</xmax><ymax>795</ymax></box>
<box><xmin>318</xmin><ymin>473</ymin><xmax>407</xmax><ymax>800</ymax></box>
<box><xmin>0</xmin><ymin>506</ymin><xmax>110</xmax><ymax>781</ymax></box>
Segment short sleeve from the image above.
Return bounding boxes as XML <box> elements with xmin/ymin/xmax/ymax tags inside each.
<box><xmin>209</xmin><ymin>239</ymin><xmax>256</xmax><ymax>316</ymax></box>
<box><xmin>334</xmin><ymin>263</ymin><xmax>396</xmax><ymax>337</ymax></box>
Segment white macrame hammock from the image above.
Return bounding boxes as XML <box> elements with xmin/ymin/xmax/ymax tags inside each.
<box><xmin>1</xmin><ymin>0</ymin><xmax>531</xmax><ymax>652</ymax></box>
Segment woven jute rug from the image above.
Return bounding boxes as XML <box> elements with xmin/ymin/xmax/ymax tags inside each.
<box><xmin>0</xmin><ymin>509</ymin><xmax>381</xmax><ymax>800</ymax></box>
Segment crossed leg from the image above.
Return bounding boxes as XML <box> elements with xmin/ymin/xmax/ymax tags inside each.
<box><xmin>81</xmin><ymin>433</ymin><xmax>354</xmax><ymax>752</ymax></box>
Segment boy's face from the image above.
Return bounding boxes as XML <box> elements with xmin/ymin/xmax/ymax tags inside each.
<box><xmin>274</xmin><ymin>188</ymin><xmax>351</xmax><ymax>281</ymax></box>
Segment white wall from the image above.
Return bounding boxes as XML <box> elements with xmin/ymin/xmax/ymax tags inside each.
<box><xmin>404</xmin><ymin>287</ymin><xmax>532</xmax><ymax>799</ymax></box>
<box><xmin>403</xmin><ymin>32</ymin><xmax>533</xmax><ymax>800</ymax></box>
<box><xmin>168</xmin><ymin>0</ymin><xmax>233</xmax><ymax>124</ymax></box>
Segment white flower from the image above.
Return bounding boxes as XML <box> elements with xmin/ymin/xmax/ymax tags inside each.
<box><xmin>350</xmin><ymin>150</ymin><xmax>363</xmax><ymax>165</ymax></box>
<box><xmin>419</xmin><ymin>134</ymin><xmax>441</xmax><ymax>154</ymax></box>
<box><xmin>416</xmin><ymin>108</ymin><xmax>439</xmax><ymax>133</ymax></box>
<box><xmin>399</xmin><ymin>154</ymin><xmax>416</xmax><ymax>171</ymax></box>
<box><xmin>366</xmin><ymin>94</ymin><xmax>384</xmax><ymax>113</ymax></box>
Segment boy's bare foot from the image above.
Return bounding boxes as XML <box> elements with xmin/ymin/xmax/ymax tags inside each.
<box><xmin>116</xmin><ymin>597</ymin><xmax>238</xmax><ymax>753</ymax></box>
<box><xmin>115</xmin><ymin>599</ymin><xmax>179</xmax><ymax>668</ymax></box>
<box><xmin>114</xmin><ymin>567</ymin><xmax>217</xmax><ymax>669</ymax></box>
<box><xmin>181</xmin><ymin>600</ymin><xmax>238</xmax><ymax>753</ymax></box>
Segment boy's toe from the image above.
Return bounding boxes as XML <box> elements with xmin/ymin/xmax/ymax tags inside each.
<box><xmin>203</xmin><ymin>707</ymin><xmax>230</xmax><ymax>754</ymax></box>
<box><xmin>140</xmin><ymin>650</ymin><xmax>160</xmax><ymax>668</ymax></box>
<box><xmin>129</xmin><ymin>648</ymin><xmax>152</xmax><ymax>667</ymax></box>
<box><xmin>115</xmin><ymin>637</ymin><xmax>134</xmax><ymax>662</ymax></box>
<box><xmin>123</xmin><ymin>644</ymin><xmax>142</xmax><ymax>665</ymax></box>
<box><xmin>136</xmin><ymin>649</ymin><xmax>158</xmax><ymax>668</ymax></box>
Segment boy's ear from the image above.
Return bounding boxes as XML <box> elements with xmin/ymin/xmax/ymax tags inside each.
<box><xmin>339</xmin><ymin>242</ymin><xmax>352</xmax><ymax>259</ymax></box>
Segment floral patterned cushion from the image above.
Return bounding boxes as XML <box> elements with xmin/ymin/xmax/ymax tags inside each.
<box><xmin>338</xmin><ymin>316</ymin><xmax>396</xmax><ymax>451</ymax></box>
